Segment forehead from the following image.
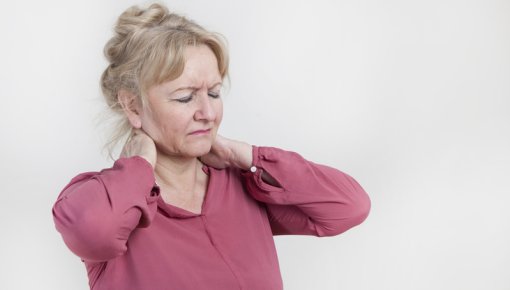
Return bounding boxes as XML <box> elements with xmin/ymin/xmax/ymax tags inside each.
<box><xmin>146</xmin><ymin>45</ymin><xmax>222</xmax><ymax>99</ymax></box>
<box><xmin>172</xmin><ymin>45</ymin><xmax>222</xmax><ymax>88</ymax></box>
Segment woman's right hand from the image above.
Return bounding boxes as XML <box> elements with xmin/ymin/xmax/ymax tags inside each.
<box><xmin>120</xmin><ymin>129</ymin><xmax>157</xmax><ymax>168</ymax></box>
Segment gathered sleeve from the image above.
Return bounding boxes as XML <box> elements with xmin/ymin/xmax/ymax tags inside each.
<box><xmin>52</xmin><ymin>156</ymin><xmax>160</xmax><ymax>262</ymax></box>
<box><xmin>242</xmin><ymin>146</ymin><xmax>371</xmax><ymax>237</ymax></box>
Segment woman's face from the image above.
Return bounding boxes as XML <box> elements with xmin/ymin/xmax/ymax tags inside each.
<box><xmin>139</xmin><ymin>45</ymin><xmax>223</xmax><ymax>158</ymax></box>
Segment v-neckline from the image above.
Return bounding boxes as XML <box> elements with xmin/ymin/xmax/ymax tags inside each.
<box><xmin>156</xmin><ymin>164</ymin><xmax>213</xmax><ymax>219</ymax></box>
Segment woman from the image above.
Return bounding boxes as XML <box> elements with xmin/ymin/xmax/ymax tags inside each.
<box><xmin>52</xmin><ymin>3</ymin><xmax>371</xmax><ymax>290</ymax></box>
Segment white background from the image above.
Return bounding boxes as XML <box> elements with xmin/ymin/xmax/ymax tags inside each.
<box><xmin>1</xmin><ymin>0</ymin><xmax>509</xmax><ymax>289</ymax></box>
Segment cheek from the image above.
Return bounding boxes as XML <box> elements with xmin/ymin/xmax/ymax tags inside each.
<box><xmin>215</xmin><ymin>101</ymin><xmax>224</xmax><ymax>124</ymax></box>
<box><xmin>157</xmin><ymin>115</ymin><xmax>179</xmax><ymax>137</ymax></box>
<box><xmin>158</xmin><ymin>109</ymin><xmax>193</xmax><ymax>139</ymax></box>
<box><xmin>142</xmin><ymin>109</ymin><xmax>176</xmax><ymax>140</ymax></box>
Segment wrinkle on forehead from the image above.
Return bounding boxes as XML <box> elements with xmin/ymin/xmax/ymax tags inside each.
<box><xmin>146</xmin><ymin>45</ymin><xmax>222</xmax><ymax>104</ymax></box>
<box><xmin>179</xmin><ymin>45</ymin><xmax>222</xmax><ymax>88</ymax></box>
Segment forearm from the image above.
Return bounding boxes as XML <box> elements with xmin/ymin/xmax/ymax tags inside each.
<box><xmin>224</xmin><ymin>137</ymin><xmax>252</xmax><ymax>170</ymax></box>
<box><xmin>52</xmin><ymin>156</ymin><xmax>159</xmax><ymax>261</ymax></box>
<box><xmin>242</xmin><ymin>146</ymin><xmax>371</xmax><ymax>236</ymax></box>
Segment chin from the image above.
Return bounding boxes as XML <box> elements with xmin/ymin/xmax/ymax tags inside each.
<box><xmin>156</xmin><ymin>140</ymin><xmax>212</xmax><ymax>159</ymax></box>
<box><xmin>185</xmin><ymin>142</ymin><xmax>213</xmax><ymax>158</ymax></box>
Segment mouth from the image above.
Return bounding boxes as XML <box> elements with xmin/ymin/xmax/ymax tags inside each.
<box><xmin>189</xmin><ymin>128</ymin><xmax>211</xmax><ymax>135</ymax></box>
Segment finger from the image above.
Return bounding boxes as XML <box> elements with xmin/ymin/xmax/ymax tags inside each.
<box><xmin>134</xmin><ymin>128</ymin><xmax>151</xmax><ymax>137</ymax></box>
<box><xmin>120</xmin><ymin>144</ymin><xmax>128</xmax><ymax>157</ymax></box>
<box><xmin>125</xmin><ymin>130</ymin><xmax>137</xmax><ymax>145</ymax></box>
<box><xmin>131</xmin><ymin>128</ymin><xmax>141</xmax><ymax>136</ymax></box>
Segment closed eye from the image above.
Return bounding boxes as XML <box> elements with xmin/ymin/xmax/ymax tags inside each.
<box><xmin>176</xmin><ymin>95</ymin><xmax>193</xmax><ymax>103</ymax></box>
<box><xmin>208</xmin><ymin>92</ymin><xmax>220</xmax><ymax>99</ymax></box>
<box><xmin>175</xmin><ymin>91</ymin><xmax>220</xmax><ymax>103</ymax></box>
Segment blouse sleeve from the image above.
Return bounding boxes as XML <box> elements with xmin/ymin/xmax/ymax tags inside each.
<box><xmin>52</xmin><ymin>156</ymin><xmax>160</xmax><ymax>262</ymax></box>
<box><xmin>242</xmin><ymin>146</ymin><xmax>371</xmax><ymax>237</ymax></box>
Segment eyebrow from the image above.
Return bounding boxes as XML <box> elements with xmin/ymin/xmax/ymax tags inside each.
<box><xmin>169</xmin><ymin>82</ymin><xmax>222</xmax><ymax>95</ymax></box>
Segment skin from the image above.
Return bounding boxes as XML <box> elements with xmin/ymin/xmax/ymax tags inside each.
<box><xmin>118</xmin><ymin>45</ymin><xmax>253</xmax><ymax>214</ymax></box>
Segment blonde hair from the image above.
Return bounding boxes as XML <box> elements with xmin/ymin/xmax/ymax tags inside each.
<box><xmin>100</xmin><ymin>3</ymin><xmax>229</xmax><ymax>157</ymax></box>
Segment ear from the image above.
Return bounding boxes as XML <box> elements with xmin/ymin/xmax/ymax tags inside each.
<box><xmin>118</xmin><ymin>89</ymin><xmax>142</xmax><ymax>129</ymax></box>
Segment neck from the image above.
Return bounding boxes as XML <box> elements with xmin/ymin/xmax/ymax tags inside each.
<box><xmin>154</xmin><ymin>153</ymin><xmax>202</xmax><ymax>194</ymax></box>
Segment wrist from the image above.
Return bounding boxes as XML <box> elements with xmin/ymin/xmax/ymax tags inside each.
<box><xmin>228</xmin><ymin>140</ymin><xmax>253</xmax><ymax>170</ymax></box>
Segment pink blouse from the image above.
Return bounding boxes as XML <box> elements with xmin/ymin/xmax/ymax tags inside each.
<box><xmin>53</xmin><ymin>146</ymin><xmax>370</xmax><ymax>290</ymax></box>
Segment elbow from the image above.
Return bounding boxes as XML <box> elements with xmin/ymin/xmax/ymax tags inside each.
<box><xmin>348</xmin><ymin>191</ymin><xmax>371</xmax><ymax>232</ymax></box>
<box><xmin>349</xmin><ymin>188</ymin><xmax>371</xmax><ymax>228</ymax></box>
<box><xmin>53</xmin><ymin>204</ymin><xmax>128</xmax><ymax>262</ymax></box>
<box><xmin>316</xmin><ymin>188</ymin><xmax>371</xmax><ymax>237</ymax></box>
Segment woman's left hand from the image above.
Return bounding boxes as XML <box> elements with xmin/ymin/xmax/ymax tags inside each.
<box><xmin>200</xmin><ymin>135</ymin><xmax>252</xmax><ymax>170</ymax></box>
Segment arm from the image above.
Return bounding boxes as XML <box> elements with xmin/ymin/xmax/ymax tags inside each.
<box><xmin>200</xmin><ymin>136</ymin><xmax>371</xmax><ymax>237</ymax></box>
<box><xmin>242</xmin><ymin>146</ymin><xmax>371</xmax><ymax>236</ymax></box>
<box><xmin>52</xmin><ymin>156</ymin><xmax>159</xmax><ymax>262</ymax></box>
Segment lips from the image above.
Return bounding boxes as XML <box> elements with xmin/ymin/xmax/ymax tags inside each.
<box><xmin>189</xmin><ymin>128</ymin><xmax>211</xmax><ymax>135</ymax></box>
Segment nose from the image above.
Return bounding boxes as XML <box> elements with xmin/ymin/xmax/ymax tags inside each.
<box><xmin>194</xmin><ymin>90</ymin><xmax>217</xmax><ymax>122</ymax></box>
